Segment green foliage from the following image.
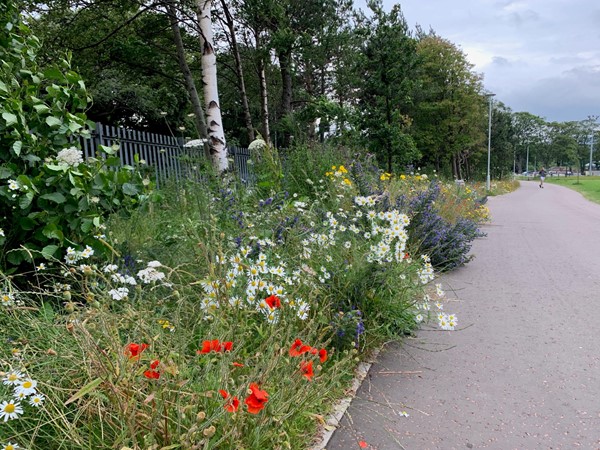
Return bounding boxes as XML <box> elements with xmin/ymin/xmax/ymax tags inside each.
<box><xmin>281</xmin><ymin>142</ymin><xmax>352</xmax><ymax>197</ymax></box>
<box><xmin>354</xmin><ymin>3</ymin><xmax>421</xmax><ymax>172</ymax></box>
<box><xmin>0</xmin><ymin>1</ymin><xmax>146</xmax><ymax>272</ymax></box>
<box><xmin>410</xmin><ymin>34</ymin><xmax>485</xmax><ymax>179</ymax></box>
<box><xmin>25</xmin><ymin>0</ymin><xmax>192</xmax><ymax>133</ymax></box>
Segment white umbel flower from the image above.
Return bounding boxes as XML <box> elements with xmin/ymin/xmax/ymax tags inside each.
<box><xmin>56</xmin><ymin>147</ymin><xmax>84</xmax><ymax>166</ymax></box>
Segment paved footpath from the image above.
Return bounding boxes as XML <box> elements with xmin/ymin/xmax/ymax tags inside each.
<box><xmin>327</xmin><ymin>181</ymin><xmax>600</xmax><ymax>450</ymax></box>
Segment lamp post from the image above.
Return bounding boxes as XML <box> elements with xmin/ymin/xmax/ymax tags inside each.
<box><xmin>590</xmin><ymin>128</ymin><xmax>596</xmax><ymax>176</ymax></box>
<box><xmin>588</xmin><ymin>116</ymin><xmax>598</xmax><ymax>176</ymax></box>
<box><xmin>485</xmin><ymin>93</ymin><xmax>496</xmax><ymax>191</ymax></box>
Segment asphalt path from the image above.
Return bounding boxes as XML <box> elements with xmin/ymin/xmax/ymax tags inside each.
<box><xmin>326</xmin><ymin>180</ymin><xmax>600</xmax><ymax>450</ymax></box>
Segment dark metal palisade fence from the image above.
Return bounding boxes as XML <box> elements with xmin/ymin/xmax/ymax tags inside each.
<box><xmin>81</xmin><ymin>123</ymin><xmax>252</xmax><ymax>187</ymax></box>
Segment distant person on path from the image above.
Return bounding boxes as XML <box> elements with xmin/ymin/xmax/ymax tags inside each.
<box><xmin>539</xmin><ymin>167</ymin><xmax>547</xmax><ymax>188</ymax></box>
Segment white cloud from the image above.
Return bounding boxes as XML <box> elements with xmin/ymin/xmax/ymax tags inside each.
<box><xmin>354</xmin><ymin>0</ymin><xmax>600</xmax><ymax>121</ymax></box>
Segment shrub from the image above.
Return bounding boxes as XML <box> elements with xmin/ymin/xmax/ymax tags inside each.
<box><xmin>0</xmin><ymin>1</ymin><xmax>146</xmax><ymax>273</ymax></box>
<box><xmin>398</xmin><ymin>181</ymin><xmax>485</xmax><ymax>271</ymax></box>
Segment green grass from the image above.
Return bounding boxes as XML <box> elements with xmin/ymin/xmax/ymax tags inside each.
<box><xmin>544</xmin><ymin>176</ymin><xmax>600</xmax><ymax>204</ymax></box>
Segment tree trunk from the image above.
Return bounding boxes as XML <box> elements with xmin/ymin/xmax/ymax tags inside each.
<box><xmin>220</xmin><ymin>0</ymin><xmax>254</xmax><ymax>144</ymax></box>
<box><xmin>255</xmin><ymin>29</ymin><xmax>271</xmax><ymax>145</ymax></box>
<box><xmin>196</xmin><ymin>0</ymin><xmax>228</xmax><ymax>172</ymax></box>
<box><xmin>278</xmin><ymin>47</ymin><xmax>293</xmax><ymax>147</ymax></box>
<box><xmin>166</xmin><ymin>0</ymin><xmax>210</xmax><ymax>158</ymax></box>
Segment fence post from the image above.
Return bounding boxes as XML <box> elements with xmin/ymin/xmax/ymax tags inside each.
<box><xmin>95</xmin><ymin>122</ymin><xmax>104</xmax><ymax>158</ymax></box>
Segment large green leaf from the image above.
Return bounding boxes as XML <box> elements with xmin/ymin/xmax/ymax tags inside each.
<box><xmin>41</xmin><ymin>244</ymin><xmax>60</xmax><ymax>259</ymax></box>
<box><xmin>34</xmin><ymin>104</ymin><xmax>50</xmax><ymax>114</ymax></box>
<box><xmin>40</xmin><ymin>192</ymin><xmax>66</xmax><ymax>203</ymax></box>
<box><xmin>19</xmin><ymin>192</ymin><xmax>34</xmax><ymax>209</ymax></box>
<box><xmin>6</xmin><ymin>250</ymin><xmax>24</xmax><ymax>266</ymax></box>
<box><xmin>42</xmin><ymin>224</ymin><xmax>64</xmax><ymax>241</ymax></box>
<box><xmin>45</xmin><ymin>116</ymin><xmax>62</xmax><ymax>127</ymax></box>
<box><xmin>18</xmin><ymin>216</ymin><xmax>36</xmax><ymax>230</ymax></box>
<box><xmin>80</xmin><ymin>218</ymin><xmax>93</xmax><ymax>233</ymax></box>
<box><xmin>2</xmin><ymin>111</ymin><xmax>18</xmax><ymax>126</ymax></box>
<box><xmin>122</xmin><ymin>183</ymin><xmax>139</xmax><ymax>196</ymax></box>
<box><xmin>43</xmin><ymin>67</ymin><xmax>65</xmax><ymax>81</ymax></box>
<box><xmin>12</xmin><ymin>141</ymin><xmax>22</xmax><ymax>156</ymax></box>
<box><xmin>0</xmin><ymin>167</ymin><xmax>13</xmax><ymax>179</ymax></box>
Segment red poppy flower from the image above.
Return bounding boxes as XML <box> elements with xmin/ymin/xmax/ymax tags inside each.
<box><xmin>309</xmin><ymin>348</ymin><xmax>318</xmax><ymax>355</ymax></box>
<box><xmin>265</xmin><ymin>294</ymin><xmax>281</xmax><ymax>309</ymax></box>
<box><xmin>300</xmin><ymin>360</ymin><xmax>314</xmax><ymax>381</ymax></box>
<box><xmin>358</xmin><ymin>441</ymin><xmax>369</xmax><ymax>448</ymax></box>
<box><xmin>289</xmin><ymin>339</ymin><xmax>312</xmax><ymax>357</ymax></box>
<box><xmin>232</xmin><ymin>362</ymin><xmax>244</xmax><ymax>367</ymax></box>
<box><xmin>197</xmin><ymin>339</ymin><xmax>233</xmax><ymax>354</ymax></box>
<box><xmin>144</xmin><ymin>369</ymin><xmax>160</xmax><ymax>379</ymax></box>
<box><xmin>150</xmin><ymin>360</ymin><xmax>160</xmax><ymax>369</ymax></box>
<box><xmin>125</xmin><ymin>343</ymin><xmax>149</xmax><ymax>359</ymax></box>
<box><xmin>245</xmin><ymin>382</ymin><xmax>269</xmax><ymax>414</ymax></box>
<box><xmin>219</xmin><ymin>389</ymin><xmax>240</xmax><ymax>413</ymax></box>
<box><xmin>318</xmin><ymin>348</ymin><xmax>328</xmax><ymax>363</ymax></box>
<box><xmin>403</xmin><ymin>253</ymin><xmax>410</xmax><ymax>260</ymax></box>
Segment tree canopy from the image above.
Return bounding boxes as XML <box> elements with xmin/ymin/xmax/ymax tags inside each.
<box><xmin>17</xmin><ymin>0</ymin><xmax>598</xmax><ymax>178</ymax></box>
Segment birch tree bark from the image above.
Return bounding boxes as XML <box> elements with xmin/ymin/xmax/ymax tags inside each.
<box><xmin>196</xmin><ymin>0</ymin><xmax>228</xmax><ymax>173</ymax></box>
<box><xmin>255</xmin><ymin>29</ymin><xmax>271</xmax><ymax>146</ymax></box>
<box><xmin>166</xmin><ymin>0</ymin><xmax>210</xmax><ymax>159</ymax></box>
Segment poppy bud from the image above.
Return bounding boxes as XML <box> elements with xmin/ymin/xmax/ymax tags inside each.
<box><xmin>63</xmin><ymin>291</ymin><xmax>72</xmax><ymax>301</ymax></box>
<box><xmin>196</xmin><ymin>411</ymin><xmax>206</xmax><ymax>423</ymax></box>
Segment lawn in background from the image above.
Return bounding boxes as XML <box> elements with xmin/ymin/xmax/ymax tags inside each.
<box><xmin>544</xmin><ymin>176</ymin><xmax>600</xmax><ymax>204</ymax></box>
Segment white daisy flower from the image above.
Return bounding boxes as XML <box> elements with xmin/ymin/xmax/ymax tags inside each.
<box><xmin>1</xmin><ymin>293</ymin><xmax>15</xmax><ymax>307</ymax></box>
<box><xmin>29</xmin><ymin>393</ymin><xmax>45</xmax><ymax>407</ymax></box>
<box><xmin>0</xmin><ymin>400</ymin><xmax>23</xmax><ymax>421</ymax></box>
<box><xmin>15</xmin><ymin>378</ymin><xmax>37</xmax><ymax>396</ymax></box>
<box><xmin>2</xmin><ymin>370</ymin><xmax>23</xmax><ymax>386</ymax></box>
<box><xmin>2</xmin><ymin>442</ymin><xmax>21</xmax><ymax>450</ymax></box>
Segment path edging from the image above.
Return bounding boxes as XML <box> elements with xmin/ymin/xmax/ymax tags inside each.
<box><xmin>309</xmin><ymin>347</ymin><xmax>381</xmax><ymax>450</ymax></box>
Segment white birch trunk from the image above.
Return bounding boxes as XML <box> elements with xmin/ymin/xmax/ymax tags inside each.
<box><xmin>196</xmin><ymin>0</ymin><xmax>228</xmax><ymax>173</ymax></box>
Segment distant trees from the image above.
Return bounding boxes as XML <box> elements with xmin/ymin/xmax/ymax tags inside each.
<box><xmin>410</xmin><ymin>33</ymin><xmax>485</xmax><ymax>179</ymax></box>
<box><xmin>17</xmin><ymin>0</ymin><xmax>596</xmax><ymax>177</ymax></box>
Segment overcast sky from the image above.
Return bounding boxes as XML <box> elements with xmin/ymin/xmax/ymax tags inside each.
<box><xmin>354</xmin><ymin>0</ymin><xmax>600</xmax><ymax>123</ymax></box>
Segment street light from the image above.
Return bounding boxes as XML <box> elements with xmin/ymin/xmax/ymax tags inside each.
<box><xmin>590</xmin><ymin>131</ymin><xmax>595</xmax><ymax>175</ymax></box>
<box><xmin>587</xmin><ymin>115</ymin><xmax>598</xmax><ymax>176</ymax></box>
<box><xmin>485</xmin><ymin>93</ymin><xmax>496</xmax><ymax>191</ymax></box>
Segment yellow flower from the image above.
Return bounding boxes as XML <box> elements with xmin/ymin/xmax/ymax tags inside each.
<box><xmin>400</xmin><ymin>174</ymin><xmax>406</xmax><ymax>180</ymax></box>
<box><xmin>339</xmin><ymin>165</ymin><xmax>348</xmax><ymax>174</ymax></box>
<box><xmin>342</xmin><ymin>178</ymin><xmax>352</xmax><ymax>186</ymax></box>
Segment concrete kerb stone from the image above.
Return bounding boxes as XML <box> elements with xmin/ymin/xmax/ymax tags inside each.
<box><xmin>309</xmin><ymin>347</ymin><xmax>381</xmax><ymax>450</ymax></box>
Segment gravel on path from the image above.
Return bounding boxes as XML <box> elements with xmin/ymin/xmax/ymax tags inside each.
<box><xmin>326</xmin><ymin>181</ymin><xmax>600</xmax><ymax>450</ymax></box>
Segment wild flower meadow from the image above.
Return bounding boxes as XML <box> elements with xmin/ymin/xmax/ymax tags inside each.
<box><xmin>0</xmin><ymin>3</ymin><xmax>513</xmax><ymax>446</ymax></box>
<box><xmin>0</xmin><ymin>150</ymin><xmax>494</xmax><ymax>449</ymax></box>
